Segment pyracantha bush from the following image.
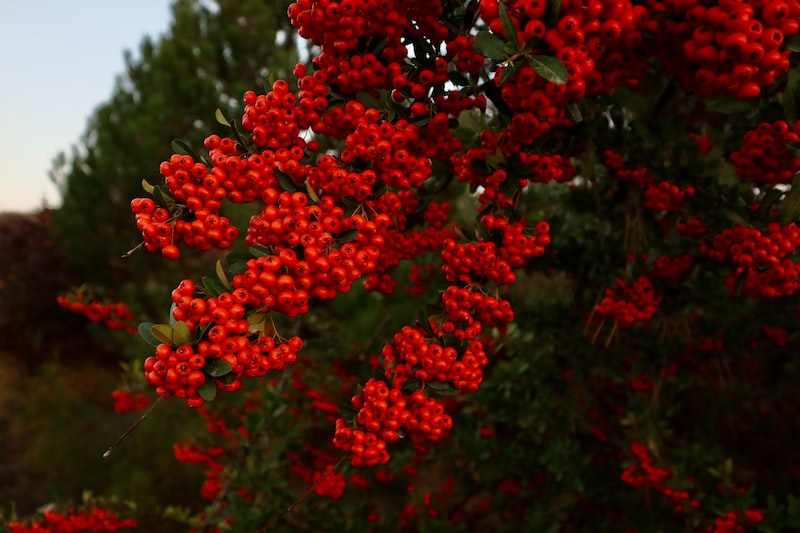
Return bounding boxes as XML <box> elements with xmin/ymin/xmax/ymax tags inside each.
<box><xmin>47</xmin><ymin>0</ymin><xmax>800</xmax><ymax>531</ymax></box>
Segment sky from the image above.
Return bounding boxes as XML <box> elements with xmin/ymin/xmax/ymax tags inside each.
<box><xmin>0</xmin><ymin>0</ymin><xmax>174</xmax><ymax>213</ymax></box>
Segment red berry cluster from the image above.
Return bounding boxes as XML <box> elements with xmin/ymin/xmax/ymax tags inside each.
<box><xmin>701</xmin><ymin>222</ymin><xmax>800</xmax><ymax>297</ymax></box>
<box><xmin>649</xmin><ymin>254</ymin><xmax>693</xmax><ymax>283</ymax></box>
<box><xmin>7</xmin><ymin>507</ymin><xmax>138</xmax><ymax>533</ymax></box>
<box><xmin>111</xmin><ymin>389</ymin><xmax>149</xmax><ymax>414</ymax></box>
<box><xmin>707</xmin><ymin>509</ymin><xmax>764</xmax><ymax>533</ymax></box>
<box><xmin>334</xmin><ymin>377</ymin><xmax>452</xmax><ymax>467</ymax></box>
<box><xmin>442</xmin><ymin>217</ymin><xmax>550</xmax><ymax>286</ymax></box>
<box><xmin>730</xmin><ymin>120</ymin><xmax>800</xmax><ymax>184</ymax></box>
<box><xmin>643</xmin><ymin>0</ymin><xmax>799</xmax><ymax>99</ymax></box>
<box><xmin>621</xmin><ymin>441</ymin><xmax>698</xmax><ymax>514</ymax></box>
<box><xmin>144</xmin><ymin>278</ymin><xmax>304</xmax><ymax>407</ymax></box>
<box><xmin>482</xmin><ymin>0</ymin><xmax>650</xmax><ymax>118</ymax></box>
<box><xmin>56</xmin><ymin>293</ymin><xmax>136</xmax><ymax>333</ymax></box>
<box><xmin>594</xmin><ymin>276</ymin><xmax>662</xmax><ymax>329</ymax></box>
<box><xmin>603</xmin><ymin>149</ymin><xmax>693</xmax><ymax>213</ymax></box>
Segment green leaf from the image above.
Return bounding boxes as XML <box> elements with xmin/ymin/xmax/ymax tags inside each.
<box><xmin>499</xmin><ymin>60</ymin><xmax>525</xmax><ymax>84</ymax></box>
<box><xmin>275</xmin><ymin>168</ymin><xmax>303</xmax><ymax>193</ymax></box>
<box><xmin>498</xmin><ymin>0</ymin><xmax>518</xmax><ymax>47</ymax></box>
<box><xmin>704</xmin><ymin>96</ymin><xmax>752</xmax><ymax>114</ymax></box>
<box><xmin>528</xmin><ymin>55</ymin><xmax>568</xmax><ymax>85</ymax></box>
<box><xmin>786</xmin><ymin>69</ymin><xmax>800</xmax><ymax>126</ymax></box>
<box><xmin>780</xmin><ymin>175</ymin><xmax>800</xmax><ymax>224</ymax></box>
<box><xmin>152</xmin><ymin>185</ymin><xmax>175</xmax><ymax>208</ymax></box>
<box><xmin>249</xmin><ymin>245</ymin><xmax>273</xmax><ymax>258</ymax></box>
<box><xmin>546</xmin><ymin>0</ymin><xmax>562</xmax><ymax>27</ymax></box>
<box><xmin>215</xmin><ymin>108</ymin><xmax>230</xmax><ymax>127</ymax></box>
<box><xmin>197</xmin><ymin>380</ymin><xmax>217</xmax><ymax>402</ymax></box>
<box><xmin>141</xmin><ymin>179</ymin><xmax>155</xmax><ymax>194</ymax></box>
<box><xmin>151</xmin><ymin>324</ymin><xmax>174</xmax><ymax>345</ymax></box>
<box><xmin>202</xmin><ymin>276</ymin><xmax>226</xmax><ymax>297</ymax></box>
<box><xmin>722</xmin><ymin>208</ymin><xmax>752</xmax><ymax>228</ymax></box>
<box><xmin>566</xmin><ymin>100</ymin><xmax>584</xmax><ymax>122</ymax></box>
<box><xmin>448</xmin><ymin>71</ymin><xmax>471</xmax><ymax>87</ymax></box>
<box><xmin>787</xmin><ymin>141</ymin><xmax>800</xmax><ymax>158</ymax></box>
<box><xmin>473</xmin><ymin>30</ymin><xmax>507</xmax><ymax>61</ymax></box>
<box><xmin>426</xmin><ymin>381</ymin><xmax>462</xmax><ymax>396</ymax></box>
<box><xmin>137</xmin><ymin>322</ymin><xmax>161</xmax><ymax>347</ymax></box>
<box><xmin>172</xmin><ymin>320</ymin><xmax>191</xmax><ymax>345</ymax></box>
<box><xmin>215</xmin><ymin>259</ymin><xmax>231</xmax><ymax>290</ymax></box>
<box><xmin>336</xmin><ymin>229</ymin><xmax>359</xmax><ymax>244</ymax></box>
<box><xmin>785</xmin><ymin>35</ymin><xmax>800</xmax><ymax>52</ymax></box>
<box><xmin>355</xmin><ymin>90</ymin><xmax>383</xmax><ymax>110</ymax></box>
<box><xmin>204</xmin><ymin>358</ymin><xmax>233</xmax><ymax>377</ymax></box>
<box><xmin>171</xmin><ymin>138</ymin><xmax>199</xmax><ymax>160</ymax></box>
<box><xmin>306</xmin><ymin>180</ymin><xmax>320</xmax><ymax>203</ymax></box>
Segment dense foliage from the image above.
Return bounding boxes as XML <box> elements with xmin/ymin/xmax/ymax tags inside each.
<box><xmin>10</xmin><ymin>0</ymin><xmax>800</xmax><ymax>531</ymax></box>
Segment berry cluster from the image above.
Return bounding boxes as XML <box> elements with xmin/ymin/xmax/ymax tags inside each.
<box><xmin>7</xmin><ymin>507</ymin><xmax>138</xmax><ymax>533</ymax></box>
<box><xmin>643</xmin><ymin>0</ymin><xmax>799</xmax><ymax>99</ymax></box>
<box><xmin>730</xmin><ymin>120</ymin><xmax>800</xmax><ymax>184</ymax></box>
<box><xmin>57</xmin><ymin>293</ymin><xmax>136</xmax><ymax>333</ymax></box>
<box><xmin>603</xmin><ymin>149</ymin><xmax>693</xmax><ymax>213</ymax></box>
<box><xmin>701</xmin><ymin>222</ymin><xmax>800</xmax><ymax>297</ymax></box>
<box><xmin>144</xmin><ymin>278</ymin><xmax>304</xmax><ymax>407</ymax></box>
<box><xmin>621</xmin><ymin>441</ymin><xmax>698</xmax><ymax>514</ymax></box>
<box><xmin>110</xmin><ymin>389</ymin><xmax>149</xmax><ymax>414</ymax></box>
<box><xmin>649</xmin><ymin>254</ymin><xmax>694</xmax><ymax>283</ymax></box>
<box><xmin>334</xmin><ymin>378</ymin><xmax>452</xmax><ymax>467</ymax></box>
<box><xmin>594</xmin><ymin>276</ymin><xmax>662</xmax><ymax>329</ymax></box>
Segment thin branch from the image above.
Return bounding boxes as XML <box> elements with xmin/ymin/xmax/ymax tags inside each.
<box><xmin>103</xmin><ymin>395</ymin><xmax>165</xmax><ymax>458</ymax></box>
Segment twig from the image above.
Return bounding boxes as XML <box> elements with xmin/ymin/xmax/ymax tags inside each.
<box><xmin>121</xmin><ymin>241</ymin><xmax>145</xmax><ymax>258</ymax></box>
<box><xmin>102</xmin><ymin>395</ymin><xmax>165</xmax><ymax>458</ymax></box>
<box><xmin>257</xmin><ymin>454</ymin><xmax>348</xmax><ymax>532</ymax></box>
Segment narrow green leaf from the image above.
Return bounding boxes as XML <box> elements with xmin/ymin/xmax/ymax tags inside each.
<box><xmin>275</xmin><ymin>168</ymin><xmax>303</xmax><ymax>193</ymax></box>
<box><xmin>306</xmin><ymin>181</ymin><xmax>320</xmax><ymax>203</ymax></box>
<box><xmin>197</xmin><ymin>380</ymin><xmax>217</xmax><ymax>402</ymax></box>
<box><xmin>152</xmin><ymin>185</ymin><xmax>175</xmax><ymax>208</ymax></box>
<box><xmin>499</xmin><ymin>60</ymin><xmax>525</xmax><ymax>84</ymax></box>
<box><xmin>172</xmin><ymin>320</ymin><xmax>191</xmax><ymax>345</ymax></box>
<box><xmin>546</xmin><ymin>0</ymin><xmax>562</xmax><ymax>28</ymax></box>
<box><xmin>528</xmin><ymin>55</ymin><xmax>568</xmax><ymax>85</ymax></box>
<box><xmin>215</xmin><ymin>108</ymin><xmax>230</xmax><ymax>126</ymax></box>
<box><xmin>473</xmin><ymin>30</ymin><xmax>507</xmax><ymax>61</ymax></box>
<box><xmin>785</xmin><ymin>34</ymin><xmax>800</xmax><ymax>52</ymax></box>
<box><xmin>787</xmin><ymin>141</ymin><xmax>800</xmax><ymax>158</ymax></box>
<box><xmin>426</xmin><ymin>381</ymin><xmax>462</xmax><ymax>396</ymax></box>
<box><xmin>780</xmin><ymin>175</ymin><xmax>800</xmax><ymax>224</ymax></box>
<box><xmin>704</xmin><ymin>96</ymin><xmax>752</xmax><ymax>114</ymax></box>
<box><xmin>785</xmin><ymin>69</ymin><xmax>800</xmax><ymax>125</ymax></box>
<box><xmin>336</xmin><ymin>229</ymin><xmax>359</xmax><ymax>244</ymax></box>
<box><xmin>498</xmin><ymin>0</ymin><xmax>518</xmax><ymax>47</ymax></box>
<box><xmin>448</xmin><ymin>71</ymin><xmax>471</xmax><ymax>87</ymax></box>
<box><xmin>204</xmin><ymin>358</ymin><xmax>233</xmax><ymax>377</ymax></box>
<box><xmin>151</xmin><ymin>324</ymin><xmax>174</xmax><ymax>345</ymax></box>
<box><xmin>171</xmin><ymin>138</ymin><xmax>198</xmax><ymax>159</ymax></box>
<box><xmin>215</xmin><ymin>259</ymin><xmax>231</xmax><ymax>290</ymax></box>
<box><xmin>141</xmin><ymin>179</ymin><xmax>155</xmax><ymax>194</ymax></box>
<box><xmin>137</xmin><ymin>322</ymin><xmax>161</xmax><ymax>347</ymax></box>
<box><xmin>355</xmin><ymin>91</ymin><xmax>384</xmax><ymax>110</ymax></box>
<box><xmin>202</xmin><ymin>276</ymin><xmax>226</xmax><ymax>297</ymax></box>
<box><xmin>249</xmin><ymin>245</ymin><xmax>273</xmax><ymax>258</ymax></box>
<box><xmin>566</xmin><ymin>101</ymin><xmax>584</xmax><ymax>122</ymax></box>
<box><xmin>722</xmin><ymin>208</ymin><xmax>752</xmax><ymax>228</ymax></box>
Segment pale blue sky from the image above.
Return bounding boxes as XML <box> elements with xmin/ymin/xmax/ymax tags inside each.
<box><xmin>0</xmin><ymin>0</ymin><xmax>174</xmax><ymax>213</ymax></box>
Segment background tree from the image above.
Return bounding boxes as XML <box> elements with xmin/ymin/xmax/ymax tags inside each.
<box><xmin>49</xmin><ymin>0</ymin><xmax>297</xmax><ymax>320</ymax></box>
